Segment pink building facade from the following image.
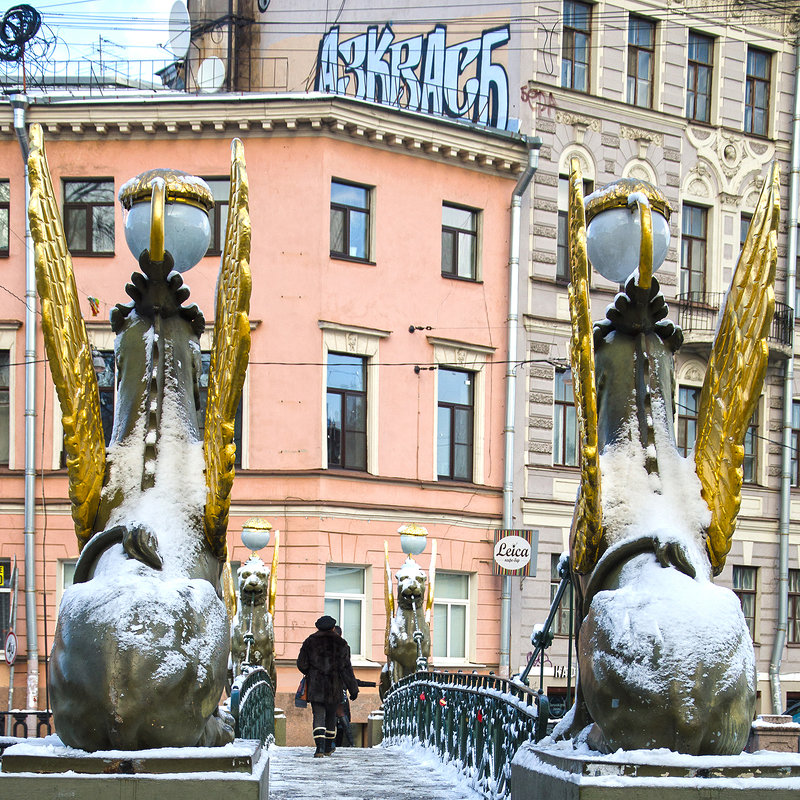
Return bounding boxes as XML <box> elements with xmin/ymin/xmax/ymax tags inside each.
<box><xmin>0</xmin><ymin>93</ymin><xmax>531</xmax><ymax>743</ymax></box>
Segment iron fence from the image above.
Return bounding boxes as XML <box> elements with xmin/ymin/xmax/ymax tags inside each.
<box><xmin>677</xmin><ymin>292</ymin><xmax>793</xmax><ymax>348</ymax></box>
<box><xmin>1</xmin><ymin>709</ymin><xmax>52</xmax><ymax>738</ymax></box>
<box><xmin>382</xmin><ymin>670</ymin><xmax>548</xmax><ymax>800</ymax></box>
<box><xmin>230</xmin><ymin>666</ymin><xmax>275</xmax><ymax>744</ymax></box>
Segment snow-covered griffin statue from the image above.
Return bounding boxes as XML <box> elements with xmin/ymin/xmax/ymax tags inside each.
<box><xmin>559</xmin><ymin>157</ymin><xmax>780</xmax><ymax>755</ymax></box>
<box><xmin>379</xmin><ymin>535</ymin><xmax>437</xmax><ymax>699</ymax></box>
<box><xmin>28</xmin><ymin>124</ymin><xmax>251</xmax><ymax>750</ymax></box>
<box><xmin>230</xmin><ymin>551</ymin><xmax>279</xmax><ymax>690</ymax></box>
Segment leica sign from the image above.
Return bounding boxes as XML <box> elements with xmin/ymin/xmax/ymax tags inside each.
<box><xmin>493</xmin><ymin>535</ymin><xmax>532</xmax><ymax>571</ymax></box>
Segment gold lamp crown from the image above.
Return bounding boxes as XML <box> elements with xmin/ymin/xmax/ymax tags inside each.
<box><xmin>585</xmin><ymin>178</ymin><xmax>672</xmax><ymax>225</ymax></box>
<box><xmin>118</xmin><ymin>169</ymin><xmax>214</xmax><ymax>212</ymax></box>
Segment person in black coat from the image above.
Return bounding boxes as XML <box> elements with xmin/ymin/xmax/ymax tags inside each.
<box><xmin>297</xmin><ymin>615</ymin><xmax>359</xmax><ymax>757</ymax></box>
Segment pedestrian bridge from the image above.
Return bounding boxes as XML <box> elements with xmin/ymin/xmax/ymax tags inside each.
<box><xmin>269</xmin><ymin>744</ymin><xmax>481</xmax><ymax>800</ymax></box>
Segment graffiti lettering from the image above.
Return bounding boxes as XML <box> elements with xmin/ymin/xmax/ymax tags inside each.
<box><xmin>520</xmin><ymin>85</ymin><xmax>557</xmax><ymax>117</ymax></box>
<box><xmin>316</xmin><ymin>24</ymin><xmax>511</xmax><ymax>130</ymax></box>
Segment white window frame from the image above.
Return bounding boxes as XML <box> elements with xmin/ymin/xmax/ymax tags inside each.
<box><xmin>431</xmin><ymin>570</ymin><xmax>476</xmax><ymax>665</ymax></box>
<box><xmin>324</xmin><ymin>563</ymin><xmax>369</xmax><ymax>659</ymax></box>
<box><xmin>0</xmin><ymin>556</ymin><xmax>12</xmax><ymax>660</ymax></box>
<box><xmin>319</xmin><ymin>321</ymin><xmax>389</xmax><ymax>476</ymax></box>
<box><xmin>429</xmin><ymin>337</ymin><xmax>494</xmax><ymax>485</ymax></box>
<box><xmin>0</xmin><ymin>323</ymin><xmax>19</xmax><ymax>469</ymax></box>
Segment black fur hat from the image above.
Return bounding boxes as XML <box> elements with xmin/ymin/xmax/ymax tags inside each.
<box><xmin>315</xmin><ymin>615</ymin><xmax>336</xmax><ymax>631</ymax></box>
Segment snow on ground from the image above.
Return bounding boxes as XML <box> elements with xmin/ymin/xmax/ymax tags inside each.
<box><xmin>267</xmin><ymin>744</ymin><xmax>483</xmax><ymax>800</ymax></box>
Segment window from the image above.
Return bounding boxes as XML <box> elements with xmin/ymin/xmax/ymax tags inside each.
<box><xmin>330</xmin><ymin>180</ymin><xmax>370</xmax><ymax>261</ymax></box>
<box><xmin>557</xmin><ymin>174</ymin><xmax>594</xmax><ymax>283</ymax></box>
<box><xmin>0</xmin><ymin>180</ymin><xmax>9</xmax><ymax>257</ymax></box>
<box><xmin>441</xmin><ymin>203</ymin><xmax>478</xmax><ymax>280</ymax></box>
<box><xmin>203</xmin><ymin>178</ymin><xmax>230</xmax><ymax>257</ymax></box>
<box><xmin>0</xmin><ymin>558</ymin><xmax>11</xmax><ymax>649</ymax></box>
<box><xmin>627</xmin><ymin>16</ymin><xmax>655</xmax><ymax>108</ymax></box>
<box><xmin>326</xmin><ymin>353</ymin><xmax>367</xmax><ymax>471</ymax></box>
<box><xmin>95</xmin><ymin>350</ymin><xmax>115</xmax><ymax>448</ymax></box>
<box><xmin>676</xmin><ymin>385</ymin><xmax>701</xmax><ymax>457</ymax></box>
<box><xmin>554</xmin><ymin>369</ymin><xmax>578</xmax><ymax>466</ymax></box>
<box><xmin>789</xmin><ymin>569</ymin><xmax>800</xmax><ymax>645</ymax></box>
<box><xmin>550</xmin><ymin>554</ymin><xmax>573</xmax><ymax>635</ymax></box>
<box><xmin>744</xmin><ymin>47</ymin><xmax>770</xmax><ymax>137</ymax></box>
<box><xmin>680</xmin><ymin>204</ymin><xmax>708</xmax><ymax>297</ymax></box>
<box><xmin>732</xmin><ymin>565</ymin><xmax>757</xmax><ymax>639</ymax></box>
<box><xmin>432</xmin><ymin>572</ymin><xmax>469</xmax><ymax>661</ymax></box>
<box><xmin>792</xmin><ymin>401</ymin><xmax>800</xmax><ymax>487</ymax></box>
<box><xmin>561</xmin><ymin>0</ymin><xmax>591</xmax><ymax>93</ymax></box>
<box><xmin>743</xmin><ymin>410</ymin><xmax>758</xmax><ymax>484</ymax></box>
<box><xmin>740</xmin><ymin>211</ymin><xmax>752</xmax><ymax>254</ymax></box>
<box><xmin>199</xmin><ymin>352</ymin><xmax>243</xmax><ymax>468</ymax></box>
<box><xmin>437</xmin><ymin>368</ymin><xmax>474</xmax><ymax>481</ymax></box>
<box><xmin>63</xmin><ymin>179</ymin><xmax>114</xmax><ymax>255</ymax></box>
<box><xmin>324</xmin><ymin>565</ymin><xmax>366</xmax><ymax>657</ymax></box>
<box><xmin>0</xmin><ymin>350</ymin><xmax>8</xmax><ymax>466</ymax></box>
<box><xmin>686</xmin><ymin>32</ymin><xmax>713</xmax><ymax>123</ymax></box>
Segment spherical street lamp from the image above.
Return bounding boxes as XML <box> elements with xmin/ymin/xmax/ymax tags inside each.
<box><xmin>399</xmin><ymin>522</ymin><xmax>428</xmax><ymax>558</ymax></box>
<box><xmin>241</xmin><ymin>517</ymin><xmax>273</xmax><ymax>554</ymax></box>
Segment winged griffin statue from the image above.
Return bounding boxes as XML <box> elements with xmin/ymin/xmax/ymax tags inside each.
<box><xmin>560</xmin><ymin>157</ymin><xmax>779</xmax><ymax>755</ymax></box>
<box><xmin>379</xmin><ymin>525</ymin><xmax>437</xmax><ymax>699</ymax></box>
<box><xmin>28</xmin><ymin>123</ymin><xmax>251</xmax><ymax>750</ymax></box>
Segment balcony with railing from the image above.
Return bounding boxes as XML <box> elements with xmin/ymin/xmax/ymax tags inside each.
<box><xmin>676</xmin><ymin>292</ymin><xmax>793</xmax><ymax>357</ymax></box>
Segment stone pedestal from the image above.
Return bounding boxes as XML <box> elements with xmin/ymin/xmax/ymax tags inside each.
<box><xmin>747</xmin><ymin>715</ymin><xmax>800</xmax><ymax>754</ymax></box>
<box><xmin>367</xmin><ymin>710</ymin><xmax>384</xmax><ymax>746</ymax></box>
<box><xmin>273</xmin><ymin>707</ymin><xmax>287</xmax><ymax>746</ymax></box>
<box><xmin>511</xmin><ymin>741</ymin><xmax>800</xmax><ymax>800</ymax></box>
<box><xmin>0</xmin><ymin>737</ymin><xmax>268</xmax><ymax>800</ymax></box>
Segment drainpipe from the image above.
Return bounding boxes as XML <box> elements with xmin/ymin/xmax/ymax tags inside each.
<box><xmin>10</xmin><ymin>94</ymin><xmax>39</xmax><ymax>711</ymax></box>
<box><xmin>500</xmin><ymin>137</ymin><xmax>541</xmax><ymax>676</ymax></box>
<box><xmin>771</xmin><ymin>33</ymin><xmax>800</xmax><ymax>715</ymax></box>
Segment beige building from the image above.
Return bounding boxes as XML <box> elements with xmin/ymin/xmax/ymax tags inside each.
<box><xmin>515</xmin><ymin>0</ymin><xmax>800</xmax><ymax>719</ymax></box>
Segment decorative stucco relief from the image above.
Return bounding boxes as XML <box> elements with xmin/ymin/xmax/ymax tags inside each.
<box><xmin>685</xmin><ymin>126</ymin><xmax>775</xmax><ymax>195</ymax></box>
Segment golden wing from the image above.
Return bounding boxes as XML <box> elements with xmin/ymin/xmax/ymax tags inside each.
<box><xmin>268</xmin><ymin>530</ymin><xmax>280</xmax><ymax>617</ymax></box>
<box><xmin>383</xmin><ymin>541</ymin><xmax>395</xmax><ymax>657</ymax></box>
<box><xmin>203</xmin><ymin>138</ymin><xmax>252</xmax><ymax>560</ymax></box>
<box><xmin>566</xmin><ymin>157</ymin><xmax>603</xmax><ymax>575</ymax></box>
<box><xmin>28</xmin><ymin>123</ymin><xmax>106</xmax><ymax>551</ymax></box>
<box><xmin>695</xmin><ymin>162</ymin><xmax>780</xmax><ymax>576</ymax></box>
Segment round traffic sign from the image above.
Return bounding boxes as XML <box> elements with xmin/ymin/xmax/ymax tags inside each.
<box><xmin>4</xmin><ymin>630</ymin><xmax>17</xmax><ymax>665</ymax></box>
<box><xmin>493</xmin><ymin>535</ymin><xmax>532</xmax><ymax>571</ymax></box>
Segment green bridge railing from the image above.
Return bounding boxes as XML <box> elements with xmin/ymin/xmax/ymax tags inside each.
<box><xmin>231</xmin><ymin>666</ymin><xmax>275</xmax><ymax>744</ymax></box>
<box><xmin>382</xmin><ymin>670</ymin><xmax>549</xmax><ymax>799</ymax></box>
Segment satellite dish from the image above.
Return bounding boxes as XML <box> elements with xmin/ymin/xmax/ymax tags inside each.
<box><xmin>165</xmin><ymin>0</ymin><xmax>191</xmax><ymax>60</ymax></box>
<box><xmin>197</xmin><ymin>57</ymin><xmax>225</xmax><ymax>93</ymax></box>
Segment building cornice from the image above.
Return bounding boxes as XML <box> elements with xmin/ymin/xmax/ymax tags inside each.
<box><xmin>0</xmin><ymin>92</ymin><xmax>531</xmax><ymax>178</ymax></box>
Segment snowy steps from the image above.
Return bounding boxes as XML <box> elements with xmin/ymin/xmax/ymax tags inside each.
<box><xmin>268</xmin><ymin>745</ymin><xmax>481</xmax><ymax>800</ymax></box>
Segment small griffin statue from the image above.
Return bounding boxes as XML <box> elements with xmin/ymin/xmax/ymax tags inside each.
<box><xmin>230</xmin><ymin>541</ymin><xmax>279</xmax><ymax>691</ymax></box>
<box><xmin>559</xmin><ymin>157</ymin><xmax>780</xmax><ymax>755</ymax></box>
<box><xmin>29</xmin><ymin>124</ymin><xmax>251</xmax><ymax>750</ymax></box>
<box><xmin>379</xmin><ymin>526</ymin><xmax>437</xmax><ymax>699</ymax></box>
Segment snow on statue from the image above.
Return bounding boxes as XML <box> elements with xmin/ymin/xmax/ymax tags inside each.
<box><xmin>557</xmin><ymin>158</ymin><xmax>780</xmax><ymax>754</ymax></box>
<box><xmin>379</xmin><ymin>528</ymin><xmax>436</xmax><ymax>699</ymax></box>
<box><xmin>28</xmin><ymin>124</ymin><xmax>251</xmax><ymax>750</ymax></box>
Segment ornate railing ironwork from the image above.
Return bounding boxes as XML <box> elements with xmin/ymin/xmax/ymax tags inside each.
<box><xmin>383</xmin><ymin>670</ymin><xmax>548</xmax><ymax>800</ymax></box>
<box><xmin>230</xmin><ymin>666</ymin><xmax>275</xmax><ymax>744</ymax></box>
<box><xmin>677</xmin><ymin>292</ymin><xmax>793</xmax><ymax>348</ymax></box>
<box><xmin>1</xmin><ymin>710</ymin><xmax>52</xmax><ymax>738</ymax></box>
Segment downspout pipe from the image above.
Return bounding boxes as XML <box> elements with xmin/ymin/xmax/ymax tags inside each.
<box><xmin>771</xmin><ymin>32</ymin><xmax>800</xmax><ymax>715</ymax></box>
<box><xmin>11</xmin><ymin>94</ymin><xmax>39</xmax><ymax>711</ymax></box>
<box><xmin>500</xmin><ymin>137</ymin><xmax>541</xmax><ymax>675</ymax></box>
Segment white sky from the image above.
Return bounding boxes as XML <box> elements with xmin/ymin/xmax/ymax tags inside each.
<box><xmin>0</xmin><ymin>1</ymin><xmax>186</xmax><ymax>66</ymax></box>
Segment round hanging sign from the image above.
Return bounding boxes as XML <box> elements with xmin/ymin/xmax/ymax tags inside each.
<box><xmin>4</xmin><ymin>630</ymin><xmax>17</xmax><ymax>665</ymax></box>
<box><xmin>493</xmin><ymin>535</ymin><xmax>532</xmax><ymax>571</ymax></box>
